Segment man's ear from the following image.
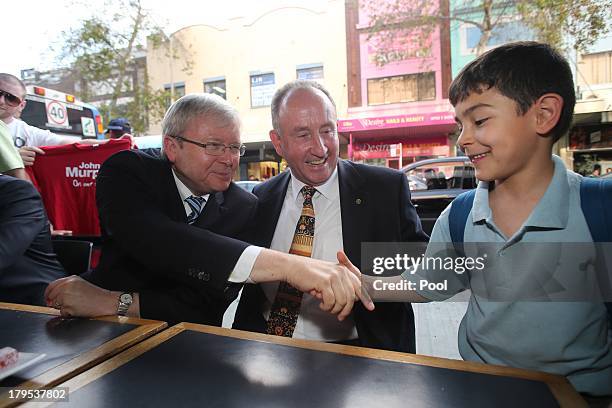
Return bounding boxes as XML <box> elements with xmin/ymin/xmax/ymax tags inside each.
<box><xmin>534</xmin><ymin>93</ymin><xmax>563</xmax><ymax>136</ymax></box>
<box><xmin>15</xmin><ymin>99</ymin><xmax>26</xmax><ymax>117</ymax></box>
<box><xmin>162</xmin><ymin>136</ymin><xmax>178</xmax><ymax>162</ymax></box>
<box><xmin>269</xmin><ymin>129</ymin><xmax>284</xmax><ymax>157</ymax></box>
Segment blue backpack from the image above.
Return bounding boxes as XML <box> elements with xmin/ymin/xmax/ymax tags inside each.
<box><xmin>448</xmin><ymin>177</ymin><xmax>612</xmax><ymax>324</ymax></box>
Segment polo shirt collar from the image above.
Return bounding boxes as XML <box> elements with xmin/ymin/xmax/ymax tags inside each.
<box><xmin>470</xmin><ymin>155</ymin><xmax>569</xmax><ymax>229</ymax></box>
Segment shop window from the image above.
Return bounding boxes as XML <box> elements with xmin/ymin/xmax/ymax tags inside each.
<box><xmin>204</xmin><ymin>78</ymin><xmax>226</xmax><ymax>100</ymax></box>
<box><xmin>297</xmin><ymin>64</ymin><xmax>324</xmax><ymax>81</ymax></box>
<box><xmin>367</xmin><ymin>72</ymin><xmax>435</xmax><ymax>105</ymax></box>
<box><xmin>250</xmin><ymin>72</ymin><xmax>275</xmax><ymax>108</ymax></box>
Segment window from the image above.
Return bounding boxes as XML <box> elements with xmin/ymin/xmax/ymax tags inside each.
<box><xmin>367</xmin><ymin>72</ymin><xmax>436</xmax><ymax>105</ymax></box>
<box><xmin>296</xmin><ymin>64</ymin><xmax>324</xmax><ymax>81</ymax></box>
<box><xmin>204</xmin><ymin>78</ymin><xmax>226</xmax><ymax>99</ymax></box>
<box><xmin>164</xmin><ymin>82</ymin><xmax>185</xmax><ymax>108</ymax></box>
<box><xmin>250</xmin><ymin>72</ymin><xmax>275</xmax><ymax>107</ymax></box>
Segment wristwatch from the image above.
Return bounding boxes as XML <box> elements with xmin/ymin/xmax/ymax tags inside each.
<box><xmin>117</xmin><ymin>292</ymin><xmax>133</xmax><ymax>316</ymax></box>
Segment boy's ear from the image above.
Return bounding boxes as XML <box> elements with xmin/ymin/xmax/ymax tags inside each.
<box><xmin>534</xmin><ymin>93</ymin><xmax>563</xmax><ymax>136</ymax></box>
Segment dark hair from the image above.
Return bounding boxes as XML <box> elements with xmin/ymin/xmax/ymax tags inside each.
<box><xmin>271</xmin><ymin>80</ymin><xmax>336</xmax><ymax>135</ymax></box>
<box><xmin>449</xmin><ymin>42</ymin><xmax>575</xmax><ymax>143</ymax></box>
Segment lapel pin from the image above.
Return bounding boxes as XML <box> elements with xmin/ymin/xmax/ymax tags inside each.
<box><xmin>355</xmin><ymin>198</ymin><xmax>362</xmax><ymax>205</ymax></box>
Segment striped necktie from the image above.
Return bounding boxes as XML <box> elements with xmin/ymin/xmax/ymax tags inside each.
<box><xmin>185</xmin><ymin>195</ymin><xmax>207</xmax><ymax>224</ymax></box>
<box><xmin>267</xmin><ymin>185</ymin><xmax>316</xmax><ymax>337</ymax></box>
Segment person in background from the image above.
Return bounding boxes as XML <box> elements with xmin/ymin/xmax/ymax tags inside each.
<box><xmin>0</xmin><ymin>73</ymin><xmax>133</xmax><ymax>167</ymax></box>
<box><xmin>0</xmin><ymin>119</ymin><xmax>27</xmax><ymax>181</ymax></box>
<box><xmin>106</xmin><ymin>118</ymin><xmax>132</xmax><ymax>139</ymax></box>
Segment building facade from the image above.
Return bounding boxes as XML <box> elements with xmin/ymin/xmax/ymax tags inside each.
<box><xmin>340</xmin><ymin>0</ymin><xmax>455</xmax><ymax>169</ymax></box>
<box><xmin>566</xmin><ymin>48</ymin><xmax>612</xmax><ymax>175</ymax></box>
<box><xmin>146</xmin><ymin>0</ymin><xmax>349</xmax><ymax>181</ymax></box>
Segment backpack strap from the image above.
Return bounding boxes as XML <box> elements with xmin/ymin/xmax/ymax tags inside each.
<box><xmin>449</xmin><ymin>189</ymin><xmax>476</xmax><ymax>255</ymax></box>
<box><xmin>580</xmin><ymin>177</ymin><xmax>612</xmax><ymax>329</ymax></box>
<box><xmin>580</xmin><ymin>177</ymin><xmax>612</xmax><ymax>242</ymax></box>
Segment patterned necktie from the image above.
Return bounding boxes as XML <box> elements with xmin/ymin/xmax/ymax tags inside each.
<box><xmin>267</xmin><ymin>185</ymin><xmax>316</xmax><ymax>337</ymax></box>
<box><xmin>185</xmin><ymin>195</ymin><xmax>207</xmax><ymax>225</ymax></box>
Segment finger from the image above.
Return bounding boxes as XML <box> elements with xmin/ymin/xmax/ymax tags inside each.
<box><xmin>337</xmin><ymin>251</ymin><xmax>359</xmax><ymax>277</ymax></box>
<box><xmin>336</xmin><ymin>271</ymin><xmax>356</xmax><ymax>321</ymax></box>
<box><xmin>355</xmin><ymin>279</ymin><xmax>375</xmax><ymax>311</ymax></box>
<box><xmin>329</xmin><ymin>272</ymin><xmax>348</xmax><ymax>315</ymax></box>
<box><xmin>30</xmin><ymin>146</ymin><xmax>45</xmax><ymax>154</ymax></box>
<box><xmin>318</xmin><ymin>276</ymin><xmax>335</xmax><ymax>312</ymax></box>
<box><xmin>45</xmin><ymin>276</ymin><xmax>76</xmax><ymax>304</ymax></box>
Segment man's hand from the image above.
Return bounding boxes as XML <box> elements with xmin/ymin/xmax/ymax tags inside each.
<box><xmin>18</xmin><ymin>146</ymin><xmax>45</xmax><ymax>166</ymax></box>
<box><xmin>44</xmin><ymin>275</ymin><xmax>118</xmax><ymax>318</ymax></box>
<box><xmin>250</xmin><ymin>249</ymin><xmax>374</xmax><ymax>322</ymax></box>
<box><xmin>119</xmin><ymin>134</ymin><xmax>136</xmax><ymax>148</ymax></box>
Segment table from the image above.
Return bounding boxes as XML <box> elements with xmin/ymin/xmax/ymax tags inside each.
<box><xmin>39</xmin><ymin>323</ymin><xmax>585</xmax><ymax>408</ymax></box>
<box><xmin>0</xmin><ymin>302</ymin><xmax>166</xmax><ymax>406</ymax></box>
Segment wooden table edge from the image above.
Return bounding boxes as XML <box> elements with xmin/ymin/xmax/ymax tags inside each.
<box><xmin>0</xmin><ymin>303</ymin><xmax>167</xmax><ymax>408</ymax></box>
<box><xmin>27</xmin><ymin>322</ymin><xmax>585</xmax><ymax>408</ymax></box>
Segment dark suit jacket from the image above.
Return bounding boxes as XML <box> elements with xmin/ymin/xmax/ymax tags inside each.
<box><xmin>233</xmin><ymin>160</ymin><xmax>428</xmax><ymax>352</ymax></box>
<box><xmin>84</xmin><ymin>149</ymin><xmax>257</xmax><ymax>325</ymax></box>
<box><xmin>0</xmin><ymin>175</ymin><xmax>66</xmax><ymax>305</ymax></box>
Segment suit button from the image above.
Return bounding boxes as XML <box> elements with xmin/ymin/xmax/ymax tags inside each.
<box><xmin>198</xmin><ymin>272</ymin><xmax>210</xmax><ymax>281</ymax></box>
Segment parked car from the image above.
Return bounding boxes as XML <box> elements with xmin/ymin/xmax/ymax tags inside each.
<box><xmin>402</xmin><ymin>157</ymin><xmax>476</xmax><ymax>235</ymax></box>
<box><xmin>235</xmin><ymin>181</ymin><xmax>261</xmax><ymax>193</ymax></box>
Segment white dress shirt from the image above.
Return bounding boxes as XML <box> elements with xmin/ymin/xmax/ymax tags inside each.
<box><xmin>260</xmin><ymin>168</ymin><xmax>358</xmax><ymax>342</ymax></box>
<box><xmin>171</xmin><ymin>170</ymin><xmax>260</xmax><ymax>283</ymax></box>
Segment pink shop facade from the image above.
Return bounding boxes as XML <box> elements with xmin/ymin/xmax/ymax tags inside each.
<box><xmin>342</xmin><ymin>0</ymin><xmax>456</xmax><ymax>169</ymax></box>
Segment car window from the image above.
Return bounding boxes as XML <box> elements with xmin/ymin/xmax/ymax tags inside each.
<box><xmin>406</xmin><ymin>161</ymin><xmax>475</xmax><ymax>191</ymax></box>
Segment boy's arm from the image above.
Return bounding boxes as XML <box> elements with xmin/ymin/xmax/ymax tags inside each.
<box><xmin>362</xmin><ymin>204</ymin><xmax>468</xmax><ymax>303</ymax></box>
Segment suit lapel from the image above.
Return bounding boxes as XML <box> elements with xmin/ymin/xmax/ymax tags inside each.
<box><xmin>159</xmin><ymin>159</ymin><xmax>188</xmax><ymax>223</ymax></box>
<box><xmin>255</xmin><ymin>172</ymin><xmax>291</xmax><ymax>247</ymax></box>
<box><xmin>193</xmin><ymin>191</ymin><xmax>224</xmax><ymax>228</ymax></box>
<box><xmin>338</xmin><ymin>160</ymin><xmax>368</xmax><ymax>269</ymax></box>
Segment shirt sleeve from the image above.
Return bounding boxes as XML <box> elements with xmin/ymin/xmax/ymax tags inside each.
<box><xmin>24</xmin><ymin>123</ymin><xmax>67</xmax><ymax>147</ymax></box>
<box><xmin>228</xmin><ymin>245</ymin><xmax>263</xmax><ymax>283</ymax></box>
<box><xmin>0</xmin><ymin>123</ymin><xmax>24</xmax><ymax>173</ymax></box>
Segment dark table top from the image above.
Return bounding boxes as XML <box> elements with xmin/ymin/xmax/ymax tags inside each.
<box><xmin>0</xmin><ymin>302</ymin><xmax>165</xmax><ymax>405</ymax></box>
<box><xmin>52</xmin><ymin>323</ymin><xmax>584</xmax><ymax>408</ymax></box>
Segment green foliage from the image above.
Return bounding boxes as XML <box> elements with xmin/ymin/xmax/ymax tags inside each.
<box><xmin>365</xmin><ymin>0</ymin><xmax>612</xmax><ymax>66</ymax></box>
<box><xmin>56</xmin><ymin>0</ymin><xmax>187</xmax><ymax>133</ymax></box>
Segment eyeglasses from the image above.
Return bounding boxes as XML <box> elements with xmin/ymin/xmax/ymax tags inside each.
<box><xmin>0</xmin><ymin>89</ymin><xmax>22</xmax><ymax>107</ymax></box>
<box><xmin>171</xmin><ymin>135</ymin><xmax>246</xmax><ymax>157</ymax></box>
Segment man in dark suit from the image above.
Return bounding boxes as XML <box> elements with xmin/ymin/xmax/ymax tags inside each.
<box><xmin>45</xmin><ymin>93</ymin><xmax>372</xmax><ymax>324</ymax></box>
<box><xmin>233</xmin><ymin>81</ymin><xmax>427</xmax><ymax>352</ymax></box>
<box><xmin>0</xmin><ymin>175</ymin><xmax>66</xmax><ymax>305</ymax></box>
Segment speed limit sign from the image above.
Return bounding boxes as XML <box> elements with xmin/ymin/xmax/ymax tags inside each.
<box><xmin>45</xmin><ymin>100</ymin><xmax>68</xmax><ymax>127</ymax></box>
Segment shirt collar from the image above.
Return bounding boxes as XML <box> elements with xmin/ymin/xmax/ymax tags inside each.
<box><xmin>471</xmin><ymin>155</ymin><xmax>569</xmax><ymax>229</ymax></box>
<box><xmin>288</xmin><ymin>166</ymin><xmax>339</xmax><ymax>203</ymax></box>
<box><xmin>171</xmin><ymin>168</ymin><xmax>210</xmax><ymax>203</ymax></box>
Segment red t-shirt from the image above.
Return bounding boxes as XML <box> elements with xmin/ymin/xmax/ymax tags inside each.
<box><xmin>26</xmin><ymin>139</ymin><xmax>131</xmax><ymax>235</ymax></box>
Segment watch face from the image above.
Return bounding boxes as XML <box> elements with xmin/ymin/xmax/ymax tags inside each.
<box><xmin>120</xmin><ymin>293</ymin><xmax>133</xmax><ymax>303</ymax></box>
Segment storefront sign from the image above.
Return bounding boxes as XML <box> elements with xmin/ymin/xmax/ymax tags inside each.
<box><xmin>338</xmin><ymin>112</ymin><xmax>455</xmax><ymax>132</ymax></box>
<box><xmin>352</xmin><ymin>137</ymin><xmax>449</xmax><ymax>159</ymax></box>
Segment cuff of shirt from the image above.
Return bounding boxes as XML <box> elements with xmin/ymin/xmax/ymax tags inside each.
<box><xmin>228</xmin><ymin>245</ymin><xmax>262</xmax><ymax>284</ymax></box>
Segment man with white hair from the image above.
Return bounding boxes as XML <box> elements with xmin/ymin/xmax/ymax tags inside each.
<box><xmin>45</xmin><ymin>93</ymin><xmax>372</xmax><ymax>324</ymax></box>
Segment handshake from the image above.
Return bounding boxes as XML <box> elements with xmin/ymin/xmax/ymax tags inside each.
<box><xmin>45</xmin><ymin>250</ymin><xmax>374</xmax><ymax>320</ymax></box>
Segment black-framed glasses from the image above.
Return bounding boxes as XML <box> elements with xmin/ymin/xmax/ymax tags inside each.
<box><xmin>0</xmin><ymin>89</ymin><xmax>22</xmax><ymax>107</ymax></box>
<box><xmin>171</xmin><ymin>135</ymin><xmax>246</xmax><ymax>157</ymax></box>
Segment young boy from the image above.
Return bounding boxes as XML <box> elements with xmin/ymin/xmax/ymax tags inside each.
<box><xmin>370</xmin><ymin>42</ymin><xmax>611</xmax><ymax>397</ymax></box>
